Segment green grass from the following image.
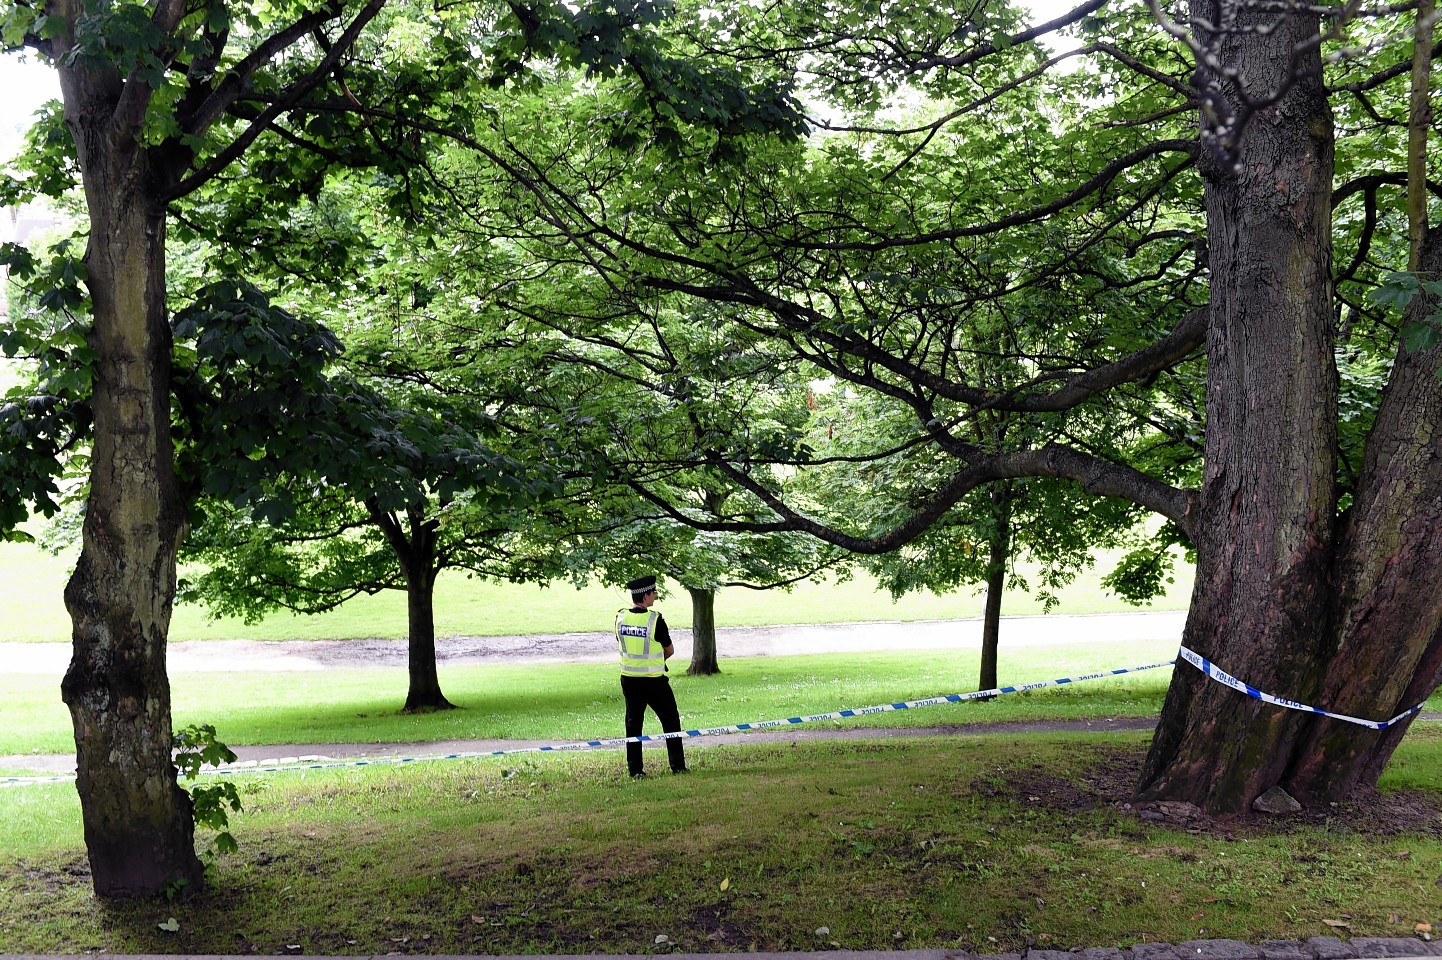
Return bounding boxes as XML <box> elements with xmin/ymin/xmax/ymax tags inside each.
<box><xmin>8</xmin><ymin>637</ymin><xmax>1441</xmax><ymax>758</ymax></box>
<box><xmin>1</xmin><ymin>732</ymin><xmax>1439</xmax><ymax>954</ymax></box>
<box><xmin>0</xmin><ymin>640</ymin><xmax>1186</xmax><ymax>755</ymax></box>
<box><xmin>0</xmin><ymin>532</ymin><xmax>1195</xmax><ymax>642</ymax></box>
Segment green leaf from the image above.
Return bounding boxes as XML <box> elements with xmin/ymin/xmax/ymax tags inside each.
<box><xmin>1369</xmin><ymin>272</ymin><xmax>1420</xmax><ymax>312</ymax></box>
<box><xmin>1402</xmin><ymin>318</ymin><xmax>1441</xmax><ymax>353</ymax></box>
<box><xmin>1</xmin><ymin>5</ymin><xmax>38</xmax><ymax>46</ymax></box>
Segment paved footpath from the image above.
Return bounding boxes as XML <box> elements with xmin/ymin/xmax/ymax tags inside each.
<box><xmin>0</xmin><ymin>611</ymin><xmax>1190</xmax><ymax>674</ymax></box>
<box><xmin>1</xmin><ymin>718</ymin><xmax>1166</xmax><ymax>775</ymax></box>
<box><xmin>5</xmin><ymin>940</ymin><xmax>1441</xmax><ymax>960</ymax></box>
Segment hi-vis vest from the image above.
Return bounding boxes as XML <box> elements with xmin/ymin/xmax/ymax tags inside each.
<box><xmin>617</xmin><ymin>609</ymin><xmax>665</xmax><ymax>677</ymax></box>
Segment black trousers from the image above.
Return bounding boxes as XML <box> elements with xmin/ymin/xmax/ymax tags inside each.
<box><xmin>621</xmin><ymin>674</ymin><xmax>687</xmax><ymax>774</ymax></box>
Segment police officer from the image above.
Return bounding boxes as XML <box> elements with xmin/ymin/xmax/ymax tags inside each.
<box><xmin>616</xmin><ymin>575</ymin><xmax>688</xmax><ymax>778</ymax></box>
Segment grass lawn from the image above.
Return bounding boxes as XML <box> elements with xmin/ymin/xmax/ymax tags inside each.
<box><xmin>6</xmin><ymin>637</ymin><xmax>1440</xmax><ymax>758</ymax></box>
<box><xmin>6</xmin><ymin>508</ymin><xmax>1435</xmax><ymax>955</ymax></box>
<box><xmin>2</xmin><ymin>639</ymin><xmax>1186</xmax><ymax>755</ymax></box>
<box><xmin>1</xmin><ymin>731</ymin><xmax>1440</xmax><ymax>954</ymax></box>
<box><xmin>0</xmin><ymin>531</ymin><xmax>1195</xmax><ymax>642</ymax></box>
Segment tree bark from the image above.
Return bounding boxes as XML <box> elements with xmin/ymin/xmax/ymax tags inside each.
<box><xmin>56</xmin><ymin>65</ymin><xmax>203</xmax><ymax>896</ymax></box>
<box><xmin>978</xmin><ymin>489</ymin><xmax>1012</xmax><ymax>695</ymax></box>
<box><xmin>367</xmin><ymin>500</ymin><xmax>454</xmax><ymax>712</ymax></box>
<box><xmin>402</xmin><ymin>560</ymin><xmax>454</xmax><ymax>712</ymax></box>
<box><xmin>1283</xmin><ymin>230</ymin><xmax>1442</xmax><ymax>800</ymax></box>
<box><xmin>686</xmin><ymin>586</ymin><xmax>720</xmax><ymax>675</ymax></box>
<box><xmin>1139</xmin><ymin>2</ymin><xmax>1340</xmax><ymax>812</ymax></box>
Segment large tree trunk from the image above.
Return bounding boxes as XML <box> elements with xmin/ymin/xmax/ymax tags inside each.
<box><xmin>56</xmin><ymin>67</ymin><xmax>203</xmax><ymax>896</ymax></box>
<box><xmin>1284</xmin><ymin>230</ymin><xmax>1442</xmax><ymax>800</ymax></box>
<box><xmin>1138</xmin><ymin>2</ymin><xmax>1339</xmax><ymax>812</ymax></box>
<box><xmin>686</xmin><ymin>586</ymin><xmax>720</xmax><ymax>676</ymax></box>
<box><xmin>1141</xmin><ymin>5</ymin><xmax>1442</xmax><ymax>813</ymax></box>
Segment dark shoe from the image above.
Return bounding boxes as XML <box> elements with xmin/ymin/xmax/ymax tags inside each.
<box><xmin>629</xmin><ymin>770</ymin><xmax>647</xmax><ymax>779</ymax></box>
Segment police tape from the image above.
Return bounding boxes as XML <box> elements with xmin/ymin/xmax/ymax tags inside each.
<box><xmin>0</xmin><ymin>658</ymin><xmax>1175</xmax><ymax>787</ymax></box>
<box><xmin>1178</xmin><ymin>645</ymin><xmax>1425</xmax><ymax>731</ymax></box>
<box><xmin>6</xmin><ymin>652</ymin><xmax>1428</xmax><ymax>788</ymax></box>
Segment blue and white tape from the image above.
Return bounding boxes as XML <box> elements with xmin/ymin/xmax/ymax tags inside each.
<box><xmin>1</xmin><ymin>772</ymin><xmax>76</xmax><ymax>786</ymax></box>
<box><xmin>0</xmin><ymin>659</ymin><xmax>1172</xmax><ymax>786</ymax></box>
<box><xmin>1178</xmin><ymin>646</ymin><xmax>1424</xmax><ymax>731</ymax></box>
<box><xmin>4</xmin><ymin>650</ymin><xmax>1429</xmax><ymax>788</ymax></box>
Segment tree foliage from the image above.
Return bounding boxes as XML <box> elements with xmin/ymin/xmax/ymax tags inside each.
<box><xmin>393</xmin><ymin>0</ymin><xmax>1442</xmax><ymax>815</ymax></box>
<box><xmin>1</xmin><ymin>0</ymin><xmax>813</xmax><ymax>897</ymax></box>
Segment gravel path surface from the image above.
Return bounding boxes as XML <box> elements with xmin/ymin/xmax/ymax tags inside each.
<box><xmin>2</xmin><ymin>718</ymin><xmax>1163</xmax><ymax>775</ymax></box>
<box><xmin>1</xmin><ymin>610</ymin><xmax>1187</xmax><ymax>673</ymax></box>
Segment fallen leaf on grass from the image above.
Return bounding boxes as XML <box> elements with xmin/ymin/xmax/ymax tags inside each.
<box><xmin>1322</xmin><ymin>919</ymin><xmax>1351</xmax><ymax>931</ymax></box>
<box><xmin>815</xmin><ymin>927</ymin><xmax>830</xmax><ymax>937</ymax></box>
<box><xmin>157</xmin><ymin>918</ymin><xmax>179</xmax><ymax>933</ymax></box>
<box><xmin>720</xmin><ymin>878</ymin><xmax>730</xmax><ymax>892</ymax></box>
<box><xmin>471</xmin><ymin>916</ymin><xmax>486</xmax><ymax>925</ymax></box>
<box><xmin>654</xmin><ymin>934</ymin><xmax>672</xmax><ymax>945</ymax></box>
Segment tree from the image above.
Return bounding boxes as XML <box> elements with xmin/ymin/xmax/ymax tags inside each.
<box><xmin>423</xmin><ymin>289</ymin><xmax>853</xmax><ymax>676</ymax></box>
<box><xmin>801</xmin><ymin>346</ymin><xmax>1187</xmax><ymax>695</ymax></box>
<box><xmin>1</xmin><ymin>0</ymin><xmax>803</xmax><ymax>896</ymax></box>
<box><xmin>1133</xmin><ymin>0</ymin><xmax>1442</xmax><ymax>809</ymax></box>
<box><xmin>439</xmin><ymin>0</ymin><xmax>1442</xmax><ymax>814</ymax></box>
<box><xmin>442</xmin><ymin>32</ymin><xmax>1198</xmax><ymax>693</ymax></box>
<box><xmin>0</xmin><ymin>267</ymin><xmax>447</xmax><ymax>893</ymax></box>
<box><xmin>0</xmin><ymin>0</ymin><xmax>411</xmax><ymax>896</ymax></box>
<box><xmin>161</xmin><ymin>163</ymin><xmax>565</xmax><ymax>712</ymax></box>
<box><xmin>181</xmin><ymin>400</ymin><xmax>551</xmax><ymax>712</ymax></box>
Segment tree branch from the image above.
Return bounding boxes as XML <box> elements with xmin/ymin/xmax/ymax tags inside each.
<box><xmin>630</xmin><ymin>443</ymin><xmax>1196</xmax><ymax>555</ymax></box>
<box><xmin>110</xmin><ymin>0</ymin><xmax>193</xmax><ymax>136</ymax></box>
<box><xmin>166</xmin><ymin>0</ymin><xmax>387</xmax><ymax>200</ymax></box>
